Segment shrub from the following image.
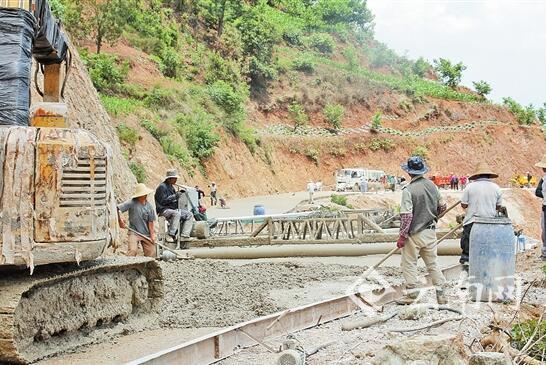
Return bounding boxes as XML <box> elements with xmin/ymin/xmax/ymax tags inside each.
<box><xmin>283</xmin><ymin>28</ymin><xmax>303</xmax><ymax>46</ymax></box>
<box><xmin>144</xmin><ymin>87</ymin><xmax>179</xmax><ymax>109</ymax></box>
<box><xmin>100</xmin><ymin>95</ymin><xmax>141</xmax><ymax>116</ymax></box>
<box><xmin>129</xmin><ymin>161</ymin><xmax>146</xmax><ymax>183</ymax></box>
<box><xmin>537</xmin><ymin>103</ymin><xmax>546</xmax><ymax>125</ymax></box>
<box><xmin>207</xmin><ymin>80</ymin><xmax>246</xmax><ymax>115</ymax></box>
<box><xmin>140</xmin><ymin>119</ymin><xmax>168</xmax><ymax>140</ymax></box>
<box><xmin>331</xmin><ymin>194</ymin><xmax>348</xmax><ymax>207</ymax></box>
<box><xmin>116</xmin><ymin>123</ymin><xmax>139</xmax><ymax>146</ymax></box>
<box><xmin>412</xmin><ymin>57</ymin><xmax>431</xmax><ymax>78</ymax></box>
<box><xmin>368</xmin><ymin>138</ymin><xmax>395</xmax><ymax>152</ymax></box>
<box><xmin>473</xmin><ymin>80</ymin><xmax>492</xmax><ymax>98</ymax></box>
<box><xmin>343</xmin><ymin>46</ymin><xmax>359</xmax><ymax>71</ymax></box>
<box><xmin>307</xmin><ymin>33</ymin><xmax>335</xmax><ymax>54</ymax></box>
<box><xmin>324</xmin><ymin>104</ymin><xmax>345</xmax><ymax>130</ymax></box>
<box><xmin>412</xmin><ymin>145</ymin><xmax>428</xmax><ymax>157</ymax></box>
<box><xmin>157</xmin><ymin>47</ymin><xmax>182</xmax><ymax>78</ymax></box>
<box><xmin>175</xmin><ymin>114</ymin><xmax>220</xmax><ymax>160</ymax></box>
<box><xmin>433</xmin><ymin>58</ymin><xmax>466</xmax><ymax>88</ymax></box>
<box><xmin>292</xmin><ymin>54</ymin><xmax>316</xmax><ymax>73</ymax></box>
<box><xmin>371</xmin><ymin>111</ymin><xmax>382</xmax><ymax>130</ymax></box>
<box><xmin>159</xmin><ymin>136</ymin><xmax>195</xmax><ymax>171</ymax></box>
<box><xmin>503</xmin><ymin>97</ymin><xmax>537</xmax><ymax>125</ymax></box>
<box><xmin>288</xmin><ymin>102</ymin><xmax>308</xmax><ymax>130</ymax></box>
<box><xmin>304</xmin><ymin>146</ymin><xmax>319</xmax><ymax>165</ymax></box>
<box><xmin>81</xmin><ymin>51</ymin><xmax>128</xmax><ymax>94</ymax></box>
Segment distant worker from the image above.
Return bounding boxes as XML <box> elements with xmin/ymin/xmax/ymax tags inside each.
<box><xmin>210</xmin><ymin>182</ymin><xmax>218</xmax><ymax>206</ymax></box>
<box><xmin>307</xmin><ymin>180</ymin><xmax>315</xmax><ymax>203</ymax></box>
<box><xmin>155</xmin><ymin>170</ymin><xmax>194</xmax><ymax>244</ymax></box>
<box><xmin>526</xmin><ymin>171</ymin><xmax>533</xmax><ymax>188</ymax></box>
<box><xmin>360</xmin><ymin>177</ymin><xmax>368</xmax><ymax>193</ymax></box>
<box><xmin>459</xmin><ymin>175</ymin><xmax>468</xmax><ymax>190</ymax></box>
<box><xmin>396</xmin><ymin>156</ymin><xmax>447</xmax><ymax>305</ymax></box>
<box><xmin>117</xmin><ymin>183</ymin><xmax>157</xmax><ymax>257</ymax></box>
<box><xmin>459</xmin><ymin>162</ymin><xmax>502</xmax><ymax>267</ymax></box>
<box><xmin>534</xmin><ymin>156</ymin><xmax>546</xmax><ymax>260</ymax></box>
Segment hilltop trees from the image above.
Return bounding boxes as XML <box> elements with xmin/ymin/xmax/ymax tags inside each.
<box><xmin>433</xmin><ymin>58</ymin><xmax>466</xmax><ymax>88</ymax></box>
<box><xmin>472</xmin><ymin>80</ymin><xmax>492</xmax><ymax>98</ymax></box>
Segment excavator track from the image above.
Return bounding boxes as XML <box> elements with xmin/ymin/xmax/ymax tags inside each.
<box><xmin>0</xmin><ymin>257</ymin><xmax>163</xmax><ymax>364</ymax></box>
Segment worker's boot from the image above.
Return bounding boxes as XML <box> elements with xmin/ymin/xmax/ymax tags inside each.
<box><xmin>436</xmin><ymin>289</ymin><xmax>448</xmax><ymax>305</ymax></box>
<box><xmin>458</xmin><ymin>263</ymin><xmax>469</xmax><ymax>290</ymax></box>
<box><xmin>396</xmin><ymin>286</ymin><xmax>419</xmax><ymax>305</ymax></box>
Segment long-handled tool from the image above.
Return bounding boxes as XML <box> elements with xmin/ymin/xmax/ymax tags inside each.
<box><xmin>125</xmin><ymin>227</ymin><xmax>192</xmax><ymax>260</ymax></box>
<box><xmin>366</xmin><ymin>200</ymin><xmax>461</xmax><ymax>273</ymax></box>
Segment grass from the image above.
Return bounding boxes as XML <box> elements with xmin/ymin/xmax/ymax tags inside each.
<box><xmin>129</xmin><ymin>161</ymin><xmax>146</xmax><ymax>183</ymax></box>
<box><xmin>100</xmin><ymin>95</ymin><xmax>142</xmax><ymax>116</ymax></box>
<box><xmin>116</xmin><ymin>123</ymin><xmax>139</xmax><ymax>146</ymax></box>
<box><xmin>159</xmin><ymin>135</ymin><xmax>195</xmax><ymax>172</ymax></box>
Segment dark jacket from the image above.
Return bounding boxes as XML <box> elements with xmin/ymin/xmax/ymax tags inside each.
<box><xmin>155</xmin><ymin>182</ymin><xmax>178</xmax><ymax>214</ymax></box>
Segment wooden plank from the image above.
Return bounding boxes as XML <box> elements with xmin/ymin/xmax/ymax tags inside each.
<box><xmin>361</xmin><ymin>215</ymin><xmax>385</xmax><ymax>234</ymax></box>
<box><xmin>43</xmin><ymin>63</ymin><xmax>61</xmax><ymax>102</ymax></box>
<box><xmin>250</xmin><ymin>219</ymin><xmax>269</xmax><ymax>238</ymax></box>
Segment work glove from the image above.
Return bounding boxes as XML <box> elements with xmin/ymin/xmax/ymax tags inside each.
<box><xmin>396</xmin><ymin>236</ymin><xmax>406</xmax><ymax>249</ymax></box>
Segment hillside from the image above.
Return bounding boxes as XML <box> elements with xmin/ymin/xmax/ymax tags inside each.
<box><xmin>49</xmin><ymin>0</ymin><xmax>546</xmax><ymax>199</ymax></box>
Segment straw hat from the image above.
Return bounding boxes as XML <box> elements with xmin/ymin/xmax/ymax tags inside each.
<box><xmin>164</xmin><ymin>169</ymin><xmax>179</xmax><ymax>180</ymax></box>
<box><xmin>535</xmin><ymin>155</ymin><xmax>546</xmax><ymax>168</ymax></box>
<box><xmin>132</xmin><ymin>183</ymin><xmax>154</xmax><ymax>199</ymax></box>
<box><xmin>469</xmin><ymin>162</ymin><xmax>498</xmax><ymax>180</ymax></box>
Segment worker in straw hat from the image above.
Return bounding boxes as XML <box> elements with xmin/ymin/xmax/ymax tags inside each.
<box><xmin>396</xmin><ymin>156</ymin><xmax>447</xmax><ymax>305</ymax></box>
<box><xmin>459</xmin><ymin>162</ymin><xmax>502</xmax><ymax>268</ymax></box>
<box><xmin>534</xmin><ymin>155</ymin><xmax>546</xmax><ymax>260</ymax></box>
<box><xmin>155</xmin><ymin>169</ymin><xmax>195</xmax><ymax>247</ymax></box>
<box><xmin>117</xmin><ymin>183</ymin><xmax>157</xmax><ymax>257</ymax></box>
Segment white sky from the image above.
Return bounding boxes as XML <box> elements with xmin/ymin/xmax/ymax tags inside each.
<box><xmin>367</xmin><ymin>0</ymin><xmax>546</xmax><ymax>107</ymax></box>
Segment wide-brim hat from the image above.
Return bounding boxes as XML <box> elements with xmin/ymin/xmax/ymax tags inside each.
<box><xmin>164</xmin><ymin>169</ymin><xmax>179</xmax><ymax>180</ymax></box>
<box><xmin>469</xmin><ymin>162</ymin><xmax>498</xmax><ymax>180</ymax></box>
<box><xmin>535</xmin><ymin>155</ymin><xmax>546</xmax><ymax>168</ymax></box>
<box><xmin>132</xmin><ymin>183</ymin><xmax>154</xmax><ymax>199</ymax></box>
<box><xmin>401</xmin><ymin>156</ymin><xmax>429</xmax><ymax>175</ymax></box>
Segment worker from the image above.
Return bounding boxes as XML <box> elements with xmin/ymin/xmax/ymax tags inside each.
<box><xmin>155</xmin><ymin>170</ymin><xmax>194</xmax><ymax>244</ymax></box>
<box><xmin>210</xmin><ymin>182</ymin><xmax>218</xmax><ymax>206</ymax></box>
<box><xmin>360</xmin><ymin>177</ymin><xmax>368</xmax><ymax>193</ymax></box>
<box><xmin>535</xmin><ymin>156</ymin><xmax>546</xmax><ymax>260</ymax></box>
<box><xmin>117</xmin><ymin>183</ymin><xmax>157</xmax><ymax>257</ymax></box>
<box><xmin>396</xmin><ymin>156</ymin><xmax>447</xmax><ymax>305</ymax></box>
<box><xmin>459</xmin><ymin>162</ymin><xmax>502</xmax><ymax>267</ymax></box>
<box><xmin>526</xmin><ymin>171</ymin><xmax>533</xmax><ymax>188</ymax></box>
<box><xmin>307</xmin><ymin>180</ymin><xmax>315</xmax><ymax>203</ymax></box>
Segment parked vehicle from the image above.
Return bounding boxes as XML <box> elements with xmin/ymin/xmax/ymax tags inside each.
<box><xmin>335</xmin><ymin>168</ymin><xmax>386</xmax><ymax>192</ymax></box>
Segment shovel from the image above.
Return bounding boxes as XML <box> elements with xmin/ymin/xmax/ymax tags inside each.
<box><xmin>125</xmin><ymin>227</ymin><xmax>193</xmax><ymax>260</ymax></box>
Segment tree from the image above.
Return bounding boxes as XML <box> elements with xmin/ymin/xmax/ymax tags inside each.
<box><xmin>412</xmin><ymin>57</ymin><xmax>431</xmax><ymax>78</ymax></box>
<box><xmin>75</xmin><ymin>0</ymin><xmax>135</xmax><ymax>53</ymax></box>
<box><xmin>433</xmin><ymin>58</ymin><xmax>467</xmax><ymax>88</ymax></box>
<box><xmin>472</xmin><ymin>80</ymin><xmax>492</xmax><ymax>98</ymax></box>
<box><xmin>370</xmin><ymin>110</ymin><xmax>382</xmax><ymax>131</ymax></box>
<box><xmin>324</xmin><ymin>104</ymin><xmax>345</xmax><ymax>130</ymax></box>
<box><xmin>194</xmin><ymin>0</ymin><xmax>243</xmax><ymax>37</ymax></box>
<box><xmin>537</xmin><ymin>103</ymin><xmax>546</xmax><ymax>125</ymax></box>
<box><xmin>288</xmin><ymin>102</ymin><xmax>308</xmax><ymax>131</ymax></box>
<box><xmin>503</xmin><ymin>97</ymin><xmax>537</xmax><ymax>125</ymax></box>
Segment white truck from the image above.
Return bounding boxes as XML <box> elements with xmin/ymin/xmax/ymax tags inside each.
<box><xmin>335</xmin><ymin>168</ymin><xmax>386</xmax><ymax>192</ymax></box>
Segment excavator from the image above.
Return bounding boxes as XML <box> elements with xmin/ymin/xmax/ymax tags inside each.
<box><xmin>0</xmin><ymin>1</ymin><xmax>163</xmax><ymax>363</ymax></box>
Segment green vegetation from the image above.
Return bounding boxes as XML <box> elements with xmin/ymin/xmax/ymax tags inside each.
<box><xmin>129</xmin><ymin>161</ymin><xmax>147</xmax><ymax>183</ymax></box>
<box><xmin>503</xmin><ymin>97</ymin><xmax>537</xmax><ymax>125</ymax></box>
<box><xmin>100</xmin><ymin>95</ymin><xmax>141</xmax><ymax>116</ymax></box>
<box><xmin>140</xmin><ymin>119</ymin><xmax>168</xmax><ymax>140</ymax></box>
<box><xmin>81</xmin><ymin>51</ymin><xmax>128</xmax><ymax>93</ymax></box>
<box><xmin>433</xmin><ymin>58</ymin><xmax>466</xmax><ymax>88</ymax></box>
<box><xmin>511</xmin><ymin>319</ymin><xmax>546</xmax><ymax>360</ymax></box>
<box><xmin>412</xmin><ymin>145</ymin><xmax>428</xmax><ymax>158</ymax></box>
<box><xmin>537</xmin><ymin>103</ymin><xmax>546</xmax><ymax>125</ymax></box>
<box><xmin>288</xmin><ymin>102</ymin><xmax>309</xmax><ymax>130</ymax></box>
<box><xmin>116</xmin><ymin>123</ymin><xmax>139</xmax><ymax>146</ymax></box>
<box><xmin>371</xmin><ymin>111</ymin><xmax>382</xmax><ymax>130</ymax></box>
<box><xmin>159</xmin><ymin>136</ymin><xmax>195</xmax><ymax>172</ymax></box>
<box><xmin>292</xmin><ymin>54</ymin><xmax>316</xmax><ymax>73</ymax></box>
<box><xmin>368</xmin><ymin>138</ymin><xmax>395</xmax><ymax>151</ymax></box>
<box><xmin>331</xmin><ymin>194</ymin><xmax>353</xmax><ymax>208</ymax></box>
<box><xmin>324</xmin><ymin>104</ymin><xmax>345</xmax><ymax>130</ymax></box>
<box><xmin>472</xmin><ymin>80</ymin><xmax>492</xmax><ymax>98</ymax></box>
<box><xmin>175</xmin><ymin>114</ymin><xmax>221</xmax><ymax>161</ymax></box>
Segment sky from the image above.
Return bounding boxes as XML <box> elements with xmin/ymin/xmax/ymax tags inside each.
<box><xmin>367</xmin><ymin>0</ymin><xmax>546</xmax><ymax>107</ymax></box>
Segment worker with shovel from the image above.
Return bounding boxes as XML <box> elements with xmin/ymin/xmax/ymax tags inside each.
<box><xmin>396</xmin><ymin>156</ymin><xmax>447</xmax><ymax>305</ymax></box>
<box><xmin>117</xmin><ymin>183</ymin><xmax>157</xmax><ymax>257</ymax></box>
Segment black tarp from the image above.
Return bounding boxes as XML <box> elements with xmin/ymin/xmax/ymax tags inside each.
<box><xmin>0</xmin><ymin>8</ymin><xmax>36</xmax><ymax>126</ymax></box>
<box><xmin>34</xmin><ymin>0</ymin><xmax>68</xmax><ymax>64</ymax></box>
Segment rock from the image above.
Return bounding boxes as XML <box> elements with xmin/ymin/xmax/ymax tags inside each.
<box><xmin>469</xmin><ymin>352</ymin><xmax>512</xmax><ymax>365</ymax></box>
<box><xmin>374</xmin><ymin>334</ymin><xmax>467</xmax><ymax>365</ymax></box>
<box><xmin>398</xmin><ymin>305</ymin><xmax>427</xmax><ymax>320</ymax></box>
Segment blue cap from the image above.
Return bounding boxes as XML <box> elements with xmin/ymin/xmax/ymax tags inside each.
<box><xmin>401</xmin><ymin>156</ymin><xmax>429</xmax><ymax>175</ymax></box>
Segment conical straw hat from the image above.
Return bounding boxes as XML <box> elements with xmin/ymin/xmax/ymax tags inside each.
<box><xmin>131</xmin><ymin>183</ymin><xmax>154</xmax><ymax>199</ymax></box>
<box><xmin>469</xmin><ymin>162</ymin><xmax>498</xmax><ymax>180</ymax></box>
<box><xmin>535</xmin><ymin>155</ymin><xmax>546</xmax><ymax>168</ymax></box>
